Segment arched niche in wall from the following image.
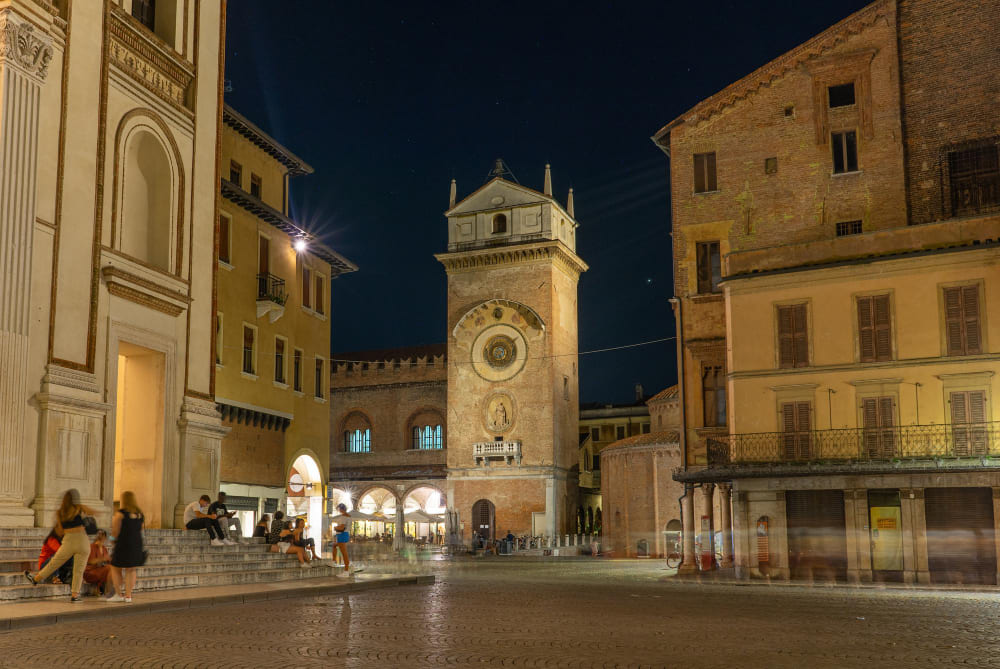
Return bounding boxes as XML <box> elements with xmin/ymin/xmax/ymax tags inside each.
<box><xmin>112</xmin><ymin>110</ymin><xmax>185</xmax><ymax>274</ymax></box>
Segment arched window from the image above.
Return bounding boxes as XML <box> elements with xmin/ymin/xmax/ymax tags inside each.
<box><xmin>492</xmin><ymin>213</ymin><xmax>507</xmax><ymax>234</ymax></box>
<box><xmin>341</xmin><ymin>411</ymin><xmax>372</xmax><ymax>453</ymax></box>
<box><xmin>412</xmin><ymin>424</ymin><xmax>443</xmax><ymax>450</ymax></box>
<box><xmin>121</xmin><ymin>129</ymin><xmax>173</xmax><ymax>271</ymax></box>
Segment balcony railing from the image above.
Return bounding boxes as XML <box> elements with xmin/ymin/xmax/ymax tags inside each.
<box><xmin>256</xmin><ymin>273</ymin><xmax>286</xmax><ymax>305</ymax></box>
<box><xmin>707</xmin><ymin>422</ymin><xmax>999</xmax><ymax>468</ymax></box>
<box><xmin>473</xmin><ymin>441</ymin><xmax>522</xmax><ymax>466</ymax></box>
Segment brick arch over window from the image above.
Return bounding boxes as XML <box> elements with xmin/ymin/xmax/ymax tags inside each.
<box><xmin>341</xmin><ymin>409</ymin><xmax>373</xmax><ymax>452</ymax></box>
<box><xmin>406</xmin><ymin>407</ymin><xmax>446</xmax><ymax>450</ymax></box>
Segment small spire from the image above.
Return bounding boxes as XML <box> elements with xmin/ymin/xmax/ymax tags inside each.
<box><xmin>449</xmin><ymin>179</ymin><xmax>457</xmax><ymax>208</ymax></box>
<box><xmin>567</xmin><ymin>188</ymin><xmax>575</xmax><ymax>218</ymax></box>
<box><xmin>543</xmin><ymin>164</ymin><xmax>552</xmax><ymax>196</ymax></box>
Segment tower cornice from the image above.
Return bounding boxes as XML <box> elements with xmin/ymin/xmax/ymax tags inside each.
<box><xmin>435</xmin><ymin>240</ymin><xmax>589</xmax><ymax>280</ymax></box>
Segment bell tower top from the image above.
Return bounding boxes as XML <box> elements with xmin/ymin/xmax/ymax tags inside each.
<box><xmin>444</xmin><ymin>161</ymin><xmax>579</xmax><ymax>253</ymax></box>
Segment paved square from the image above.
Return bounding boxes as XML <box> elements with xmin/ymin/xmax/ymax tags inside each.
<box><xmin>2</xmin><ymin>561</ymin><xmax>1000</xmax><ymax>668</ymax></box>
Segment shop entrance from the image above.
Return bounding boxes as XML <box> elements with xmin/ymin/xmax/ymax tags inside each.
<box><xmin>925</xmin><ymin>487</ymin><xmax>996</xmax><ymax>585</ymax></box>
<box><xmin>113</xmin><ymin>342</ymin><xmax>166</xmax><ymax>527</ymax></box>
<box><xmin>868</xmin><ymin>490</ymin><xmax>903</xmax><ymax>582</ymax></box>
<box><xmin>785</xmin><ymin>490</ymin><xmax>847</xmax><ymax>581</ymax></box>
<box><xmin>472</xmin><ymin>499</ymin><xmax>495</xmax><ymax>543</ymax></box>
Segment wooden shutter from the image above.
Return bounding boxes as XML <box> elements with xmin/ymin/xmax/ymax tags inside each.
<box><xmin>951</xmin><ymin>390</ymin><xmax>988</xmax><ymax>456</ymax></box>
<box><xmin>694</xmin><ymin>154</ymin><xmax>706</xmax><ymax>193</ymax></box>
<box><xmin>218</xmin><ymin>216</ymin><xmax>230</xmax><ymax>263</ymax></box>
<box><xmin>706</xmin><ymin>153</ymin><xmax>717</xmax><ymax>191</ymax></box>
<box><xmin>778</xmin><ymin>307</ymin><xmax>795</xmax><ymax>368</ymax></box>
<box><xmin>874</xmin><ymin>295</ymin><xmax>892</xmax><ymax>360</ymax></box>
<box><xmin>792</xmin><ymin>304</ymin><xmax>808</xmax><ymax>367</ymax></box>
<box><xmin>782</xmin><ymin>402</ymin><xmax>811</xmax><ymax>459</ymax></box>
<box><xmin>858</xmin><ymin>297</ymin><xmax>875</xmax><ymax>362</ymax></box>
<box><xmin>963</xmin><ymin>286</ymin><xmax>982</xmax><ymax>354</ymax></box>
<box><xmin>258</xmin><ymin>237</ymin><xmax>269</xmax><ymax>274</ymax></box>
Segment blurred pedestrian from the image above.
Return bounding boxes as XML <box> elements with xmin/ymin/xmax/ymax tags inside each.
<box><xmin>334</xmin><ymin>503</ymin><xmax>363</xmax><ymax>576</ymax></box>
<box><xmin>24</xmin><ymin>489</ymin><xmax>94</xmax><ymax>601</ymax></box>
<box><xmin>254</xmin><ymin>515</ymin><xmax>270</xmax><ymax>539</ymax></box>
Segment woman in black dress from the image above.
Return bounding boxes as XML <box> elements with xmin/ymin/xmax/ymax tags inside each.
<box><xmin>108</xmin><ymin>490</ymin><xmax>145</xmax><ymax>603</ymax></box>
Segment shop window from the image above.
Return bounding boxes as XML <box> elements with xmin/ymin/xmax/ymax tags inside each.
<box><xmin>693</xmin><ymin>152</ymin><xmax>717</xmax><ymax>193</ymax></box>
<box><xmin>777</xmin><ymin>304</ymin><xmax>809</xmax><ymax>368</ymax></box>
<box><xmin>832</xmin><ymin>131</ymin><xmax>858</xmax><ymax>173</ymax></box>
<box><xmin>944</xmin><ymin>285</ymin><xmax>982</xmax><ymax>356</ymax></box>
<box><xmin>696</xmin><ymin>241</ymin><xmax>721</xmax><ymax>294</ymax></box>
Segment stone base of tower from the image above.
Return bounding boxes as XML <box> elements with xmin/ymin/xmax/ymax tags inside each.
<box><xmin>449</xmin><ymin>474</ymin><xmax>571</xmax><ymax>544</ymax></box>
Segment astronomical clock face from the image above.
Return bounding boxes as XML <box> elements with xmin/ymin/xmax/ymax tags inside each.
<box><xmin>455</xmin><ymin>299</ymin><xmax>544</xmax><ymax>383</ymax></box>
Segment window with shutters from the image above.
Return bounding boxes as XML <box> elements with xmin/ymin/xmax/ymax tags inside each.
<box><xmin>693</xmin><ymin>152</ymin><xmax>718</xmax><ymax>193</ymax></box>
<box><xmin>302</xmin><ymin>267</ymin><xmax>312</xmax><ymax>310</ymax></box>
<box><xmin>229</xmin><ymin>160</ymin><xmax>242</xmax><ymax>187</ymax></box>
<box><xmin>696</xmin><ymin>241</ymin><xmax>722</xmax><ymax>294</ymax></box>
<box><xmin>702</xmin><ymin>364</ymin><xmax>727</xmax><ymax>427</ymax></box>
<box><xmin>274</xmin><ymin>337</ymin><xmax>286</xmax><ymax>384</ymax></box>
<box><xmin>292</xmin><ymin>349</ymin><xmax>303</xmax><ymax>392</ymax></box>
<box><xmin>861</xmin><ymin>396</ymin><xmax>896</xmax><ymax>458</ymax></box>
<box><xmin>314</xmin><ymin>357</ymin><xmax>325</xmax><ymax>399</ymax></box>
<box><xmin>242</xmin><ymin>325</ymin><xmax>256</xmax><ymax>376</ymax></box>
<box><xmin>857</xmin><ymin>294</ymin><xmax>892</xmax><ymax>362</ymax></box>
<box><xmin>781</xmin><ymin>402</ymin><xmax>811</xmax><ymax>460</ymax></box>
<box><xmin>943</xmin><ymin>285</ymin><xmax>982</xmax><ymax>356</ymax></box>
<box><xmin>777</xmin><ymin>304</ymin><xmax>809</xmax><ymax>368</ymax></box>
<box><xmin>950</xmin><ymin>391</ymin><xmax>988</xmax><ymax>456</ymax></box>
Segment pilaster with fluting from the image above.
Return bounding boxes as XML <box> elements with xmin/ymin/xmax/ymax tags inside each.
<box><xmin>0</xmin><ymin>7</ymin><xmax>52</xmax><ymax>520</ymax></box>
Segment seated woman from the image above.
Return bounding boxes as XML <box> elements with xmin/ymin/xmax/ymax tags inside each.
<box><xmin>83</xmin><ymin>529</ymin><xmax>112</xmax><ymax>596</ymax></box>
<box><xmin>266</xmin><ymin>511</ymin><xmax>286</xmax><ymax>545</ymax></box>
<box><xmin>270</xmin><ymin>521</ymin><xmax>310</xmax><ymax>567</ymax></box>
<box><xmin>292</xmin><ymin>519</ymin><xmax>319</xmax><ymax>560</ymax></box>
<box><xmin>253</xmin><ymin>515</ymin><xmax>270</xmax><ymax>539</ymax></box>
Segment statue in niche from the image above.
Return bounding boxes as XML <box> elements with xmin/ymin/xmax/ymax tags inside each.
<box><xmin>486</xmin><ymin>394</ymin><xmax>513</xmax><ymax>433</ymax></box>
<box><xmin>492</xmin><ymin>401</ymin><xmax>507</xmax><ymax>430</ymax></box>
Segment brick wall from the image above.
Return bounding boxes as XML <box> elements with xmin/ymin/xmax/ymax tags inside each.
<box><xmin>898</xmin><ymin>0</ymin><xmax>1000</xmax><ymax>224</ymax></box>
<box><xmin>220</xmin><ymin>419</ymin><xmax>285</xmax><ymax>487</ymax></box>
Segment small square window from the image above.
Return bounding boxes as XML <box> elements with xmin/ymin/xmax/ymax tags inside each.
<box><xmin>828</xmin><ymin>83</ymin><xmax>856</xmax><ymax>108</ymax></box>
<box><xmin>836</xmin><ymin>220</ymin><xmax>863</xmax><ymax>236</ymax></box>
<box><xmin>765</xmin><ymin>157</ymin><xmax>778</xmax><ymax>175</ymax></box>
<box><xmin>783</xmin><ymin>105</ymin><xmax>795</xmax><ymax>118</ymax></box>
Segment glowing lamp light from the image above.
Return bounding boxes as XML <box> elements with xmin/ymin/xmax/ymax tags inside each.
<box><xmin>293</xmin><ymin>238</ymin><xmax>308</xmax><ymax>253</ymax></box>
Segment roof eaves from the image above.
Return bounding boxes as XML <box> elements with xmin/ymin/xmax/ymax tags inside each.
<box><xmin>223</xmin><ymin>104</ymin><xmax>314</xmax><ymax>176</ymax></box>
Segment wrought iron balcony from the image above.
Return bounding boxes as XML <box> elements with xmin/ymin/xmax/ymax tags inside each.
<box><xmin>256</xmin><ymin>272</ymin><xmax>286</xmax><ymax>304</ymax></box>
<box><xmin>705</xmin><ymin>422</ymin><xmax>998</xmax><ymax>472</ymax></box>
<box><xmin>473</xmin><ymin>441</ymin><xmax>522</xmax><ymax>466</ymax></box>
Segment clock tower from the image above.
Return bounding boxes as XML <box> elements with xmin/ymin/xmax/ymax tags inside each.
<box><xmin>436</xmin><ymin>162</ymin><xmax>588</xmax><ymax>542</ymax></box>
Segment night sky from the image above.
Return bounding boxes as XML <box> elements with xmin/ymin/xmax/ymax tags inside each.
<box><xmin>224</xmin><ymin>1</ymin><xmax>870</xmax><ymax>404</ymax></box>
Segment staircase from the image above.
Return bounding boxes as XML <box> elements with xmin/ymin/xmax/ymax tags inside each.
<box><xmin>0</xmin><ymin>528</ymin><xmax>338</xmax><ymax>601</ymax></box>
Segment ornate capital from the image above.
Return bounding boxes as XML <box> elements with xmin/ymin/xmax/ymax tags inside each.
<box><xmin>0</xmin><ymin>9</ymin><xmax>53</xmax><ymax>81</ymax></box>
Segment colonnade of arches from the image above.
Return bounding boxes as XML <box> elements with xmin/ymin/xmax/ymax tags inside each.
<box><xmin>329</xmin><ymin>484</ymin><xmax>448</xmax><ymax>546</ymax></box>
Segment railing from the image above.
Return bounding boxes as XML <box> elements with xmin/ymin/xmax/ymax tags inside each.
<box><xmin>256</xmin><ymin>272</ymin><xmax>286</xmax><ymax>305</ymax></box>
<box><xmin>473</xmin><ymin>441</ymin><xmax>522</xmax><ymax>465</ymax></box>
<box><xmin>707</xmin><ymin>422</ymin><xmax>999</xmax><ymax>467</ymax></box>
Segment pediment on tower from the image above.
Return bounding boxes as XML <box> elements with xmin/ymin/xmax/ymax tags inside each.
<box><xmin>446</xmin><ymin>178</ymin><xmax>560</xmax><ymax>218</ymax></box>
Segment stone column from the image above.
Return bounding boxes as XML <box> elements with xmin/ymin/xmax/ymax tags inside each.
<box><xmin>911</xmin><ymin>488</ymin><xmax>930</xmax><ymax>584</ymax></box>
<box><xmin>717</xmin><ymin>482</ymin><xmax>734</xmax><ymax>568</ymax></box>
<box><xmin>393</xmin><ymin>504</ymin><xmax>405</xmax><ymax>552</ymax></box>
<box><xmin>900</xmin><ymin>488</ymin><xmax>917</xmax><ymax>584</ymax></box>
<box><xmin>679</xmin><ymin>484</ymin><xmax>697</xmax><ymax>573</ymax></box>
<box><xmin>0</xmin><ymin>8</ymin><xmax>53</xmax><ymax>526</ymax></box>
<box><xmin>844</xmin><ymin>489</ymin><xmax>872</xmax><ymax>584</ymax></box>
<box><xmin>701</xmin><ymin>483</ymin><xmax>716</xmax><ymax>570</ymax></box>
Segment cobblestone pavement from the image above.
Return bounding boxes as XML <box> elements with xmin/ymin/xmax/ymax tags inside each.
<box><xmin>3</xmin><ymin>560</ymin><xmax>1000</xmax><ymax>668</ymax></box>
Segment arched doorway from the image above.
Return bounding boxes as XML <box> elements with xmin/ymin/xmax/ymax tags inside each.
<box><xmin>356</xmin><ymin>486</ymin><xmax>398</xmax><ymax>539</ymax></box>
<box><xmin>472</xmin><ymin>499</ymin><xmax>495</xmax><ymax>543</ymax></box>
<box><xmin>287</xmin><ymin>453</ymin><xmax>323</xmax><ymax>548</ymax></box>
<box><xmin>402</xmin><ymin>486</ymin><xmax>446</xmax><ymax>546</ymax></box>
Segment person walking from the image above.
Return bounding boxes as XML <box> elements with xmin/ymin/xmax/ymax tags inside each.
<box><xmin>107</xmin><ymin>490</ymin><xmax>145</xmax><ymax>603</ymax></box>
<box><xmin>333</xmin><ymin>503</ymin><xmax>363</xmax><ymax>577</ymax></box>
<box><xmin>24</xmin><ymin>489</ymin><xmax>94</xmax><ymax>601</ymax></box>
<box><xmin>183</xmin><ymin>494</ymin><xmax>227</xmax><ymax>546</ymax></box>
<box><xmin>84</xmin><ymin>530</ymin><xmax>113</xmax><ymax>596</ymax></box>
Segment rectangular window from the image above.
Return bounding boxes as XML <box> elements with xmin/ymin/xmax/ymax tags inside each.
<box><xmin>293</xmin><ymin>349</ymin><xmax>303</xmax><ymax>392</ymax></box>
<box><xmin>862</xmin><ymin>396</ymin><xmax>896</xmax><ymax>457</ymax></box>
<box><xmin>641</xmin><ymin>423</ymin><xmax>651</xmax><ymax>434</ymax></box>
<box><xmin>215</xmin><ymin>313</ymin><xmax>223</xmax><ymax>365</ymax></box>
<box><xmin>592</xmin><ymin>453</ymin><xmax>600</xmax><ymax>471</ymax></box>
<box><xmin>764</xmin><ymin>157</ymin><xmax>778</xmax><ymax>175</ymax></box>
<box><xmin>615</xmin><ymin>425</ymin><xmax>626</xmax><ymax>440</ymax></box>
<box><xmin>590</xmin><ymin>427</ymin><xmax>600</xmax><ymax>442</ymax></box>
<box><xmin>274</xmin><ymin>338</ymin><xmax>286</xmax><ymax>384</ymax></box>
<box><xmin>344</xmin><ymin>429</ymin><xmax>371</xmax><ymax>453</ymax></box>
<box><xmin>951</xmin><ymin>391</ymin><xmax>987</xmax><ymax>456</ymax></box>
<box><xmin>857</xmin><ymin>294</ymin><xmax>892</xmax><ymax>362</ymax></box>
<box><xmin>131</xmin><ymin>0</ymin><xmax>155</xmax><ymax>30</ymax></box>
<box><xmin>828</xmin><ymin>82</ymin><xmax>856</xmax><ymax>108</ymax></box>
<box><xmin>777</xmin><ymin>304</ymin><xmax>809</xmax><ymax>368</ymax></box>
<box><xmin>944</xmin><ymin>285</ymin><xmax>982</xmax><ymax>356</ymax></box>
<box><xmin>832</xmin><ymin>131</ymin><xmax>858</xmax><ymax>173</ymax></box>
<box><xmin>250</xmin><ymin>173</ymin><xmax>262</xmax><ymax>199</ymax></box>
<box><xmin>702</xmin><ymin>364</ymin><xmax>727</xmax><ymax>427</ymax></box>
<box><xmin>314</xmin><ymin>357</ymin><xmax>325</xmax><ymax>399</ymax></box>
<box><xmin>696</xmin><ymin>241</ymin><xmax>722</xmax><ymax>294</ymax></box>
<box><xmin>781</xmin><ymin>401</ymin><xmax>811</xmax><ymax>460</ymax></box>
<box><xmin>693</xmin><ymin>152</ymin><xmax>717</xmax><ymax>193</ymax></box>
<box><xmin>302</xmin><ymin>267</ymin><xmax>312</xmax><ymax>310</ymax></box>
<box><xmin>314</xmin><ymin>275</ymin><xmax>325</xmax><ymax>315</ymax></box>
<box><xmin>242</xmin><ymin>325</ymin><xmax>256</xmax><ymax>375</ymax></box>
<box><xmin>836</xmin><ymin>220</ymin><xmax>862</xmax><ymax>237</ymax></box>
<box><xmin>229</xmin><ymin>160</ymin><xmax>242</xmax><ymax>187</ymax></box>
<box><xmin>218</xmin><ymin>215</ymin><xmax>231</xmax><ymax>264</ymax></box>
<box><xmin>949</xmin><ymin>145</ymin><xmax>1000</xmax><ymax>216</ymax></box>
<box><xmin>563</xmin><ymin>376</ymin><xmax>569</xmax><ymax>400</ymax></box>
<box><xmin>258</xmin><ymin>235</ymin><xmax>269</xmax><ymax>275</ymax></box>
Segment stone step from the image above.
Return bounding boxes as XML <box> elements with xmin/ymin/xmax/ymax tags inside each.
<box><xmin>0</xmin><ymin>535</ymin><xmax>264</xmax><ymax>548</ymax></box>
<box><xmin>0</xmin><ymin>563</ymin><xmax>339</xmax><ymax>600</ymax></box>
<box><xmin>0</xmin><ymin>549</ymin><xmax>304</xmax><ymax>572</ymax></box>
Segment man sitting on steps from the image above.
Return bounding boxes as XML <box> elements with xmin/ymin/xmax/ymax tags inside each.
<box><xmin>208</xmin><ymin>492</ymin><xmax>241</xmax><ymax>543</ymax></box>
<box><xmin>183</xmin><ymin>494</ymin><xmax>230</xmax><ymax>546</ymax></box>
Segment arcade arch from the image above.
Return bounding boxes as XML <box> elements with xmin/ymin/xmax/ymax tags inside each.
<box><xmin>286</xmin><ymin>451</ymin><xmax>323</xmax><ymax>546</ymax></box>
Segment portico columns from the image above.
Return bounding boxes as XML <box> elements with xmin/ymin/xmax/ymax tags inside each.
<box><xmin>717</xmin><ymin>482</ymin><xmax>734</xmax><ymax>568</ymax></box>
<box><xmin>393</xmin><ymin>504</ymin><xmax>405</xmax><ymax>552</ymax></box>
<box><xmin>701</xmin><ymin>483</ymin><xmax>716</xmax><ymax>570</ymax></box>
<box><xmin>0</xmin><ymin>7</ymin><xmax>53</xmax><ymax>525</ymax></box>
<box><xmin>679</xmin><ymin>484</ymin><xmax>697</xmax><ymax>573</ymax></box>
